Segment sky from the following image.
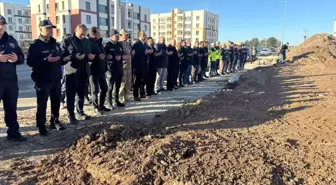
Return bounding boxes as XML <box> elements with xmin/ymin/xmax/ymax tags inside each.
<box><xmin>3</xmin><ymin>0</ymin><xmax>335</xmax><ymax>46</ymax></box>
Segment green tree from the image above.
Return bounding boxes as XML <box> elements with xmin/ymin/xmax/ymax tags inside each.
<box><xmin>266</xmin><ymin>37</ymin><xmax>280</xmax><ymax>48</ymax></box>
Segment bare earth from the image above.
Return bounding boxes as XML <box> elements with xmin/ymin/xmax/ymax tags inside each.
<box><xmin>1</xmin><ymin>33</ymin><xmax>336</xmax><ymax>184</ymax></box>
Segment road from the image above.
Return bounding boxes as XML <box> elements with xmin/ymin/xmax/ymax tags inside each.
<box><xmin>17</xmin><ymin>64</ymin><xmax>35</xmax><ymax>98</ymax></box>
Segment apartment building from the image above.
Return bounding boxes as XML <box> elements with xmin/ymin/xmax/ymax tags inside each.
<box><xmin>30</xmin><ymin>0</ymin><xmax>150</xmax><ymax>41</ymax></box>
<box><xmin>151</xmin><ymin>8</ymin><xmax>219</xmax><ymax>44</ymax></box>
<box><xmin>0</xmin><ymin>2</ymin><xmax>32</xmax><ymax>42</ymax></box>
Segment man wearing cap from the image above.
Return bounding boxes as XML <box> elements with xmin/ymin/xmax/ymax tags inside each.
<box><xmin>87</xmin><ymin>27</ymin><xmax>111</xmax><ymax>115</ymax></box>
<box><xmin>105</xmin><ymin>30</ymin><xmax>125</xmax><ymax>108</ymax></box>
<box><xmin>61</xmin><ymin>24</ymin><xmax>94</xmax><ymax>125</ymax></box>
<box><xmin>131</xmin><ymin>30</ymin><xmax>147</xmax><ymax>101</ymax></box>
<box><xmin>0</xmin><ymin>15</ymin><xmax>26</xmax><ymax>141</ymax></box>
<box><xmin>119</xmin><ymin>29</ymin><xmax>132</xmax><ymax>103</ymax></box>
<box><xmin>27</xmin><ymin>20</ymin><xmax>68</xmax><ymax>136</ymax></box>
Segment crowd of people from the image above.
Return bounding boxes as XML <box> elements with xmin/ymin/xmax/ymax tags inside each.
<box><xmin>0</xmin><ymin>17</ymin><xmax>249</xmax><ymax>142</ymax></box>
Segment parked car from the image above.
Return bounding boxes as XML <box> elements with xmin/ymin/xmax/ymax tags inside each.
<box><xmin>260</xmin><ymin>48</ymin><xmax>272</xmax><ymax>56</ymax></box>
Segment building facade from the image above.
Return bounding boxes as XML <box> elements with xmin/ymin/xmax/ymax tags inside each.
<box><xmin>0</xmin><ymin>2</ymin><xmax>32</xmax><ymax>43</ymax></box>
<box><xmin>151</xmin><ymin>8</ymin><xmax>219</xmax><ymax>44</ymax></box>
<box><xmin>30</xmin><ymin>0</ymin><xmax>150</xmax><ymax>41</ymax></box>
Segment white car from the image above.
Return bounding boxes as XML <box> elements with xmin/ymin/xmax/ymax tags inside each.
<box><xmin>260</xmin><ymin>48</ymin><xmax>271</xmax><ymax>56</ymax></box>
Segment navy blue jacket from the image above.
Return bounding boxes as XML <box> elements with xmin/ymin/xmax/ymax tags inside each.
<box><xmin>0</xmin><ymin>32</ymin><xmax>24</xmax><ymax>82</ymax></box>
<box><xmin>27</xmin><ymin>36</ymin><xmax>65</xmax><ymax>84</ymax></box>
<box><xmin>132</xmin><ymin>40</ymin><xmax>147</xmax><ymax>71</ymax></box>
<box><xmin>154</xmin><ymin>43</ymin><xmax>168</xmax><ymax>68</ymax></box>
<box><xmin>104</xmin><ymin>41</ymin><xmax>124</xmax><ymax>73</ymax></box>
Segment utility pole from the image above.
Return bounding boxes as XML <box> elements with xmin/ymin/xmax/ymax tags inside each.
<box><xmin>303</xmin><ymin>29</ymin><xmax>309</xmax><ymax>41</ymax></box>
<box><xmin>280</xmin><ymin>0</ymin><xmax>287</xmax><ymax>47</ymax></box>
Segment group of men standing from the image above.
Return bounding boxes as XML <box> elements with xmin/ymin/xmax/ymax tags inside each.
<box><xmin>0</xmin><ymin>16</ymin><xmax>251</xmax><ymax>142</ymax></box>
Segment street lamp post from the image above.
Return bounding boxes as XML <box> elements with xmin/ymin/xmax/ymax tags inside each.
<box><xmin>280</xmin><ymin>0</ymin><xmax>287</xmax><ymax>47</ymax></box>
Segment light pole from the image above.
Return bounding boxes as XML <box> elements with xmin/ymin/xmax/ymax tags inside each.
<box><xmin>280</xmin><ymin>0</ymin><xmax>287</xmax><ymax>47</ymax></box>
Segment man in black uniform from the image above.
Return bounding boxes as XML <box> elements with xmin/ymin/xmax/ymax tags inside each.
<box><xmin>0</xmin><ymin>15</ymin><xmax>26</xmax><ymax>141</ymax></box>
<box><xmin>61</xmin><ymin>24</ymin><xmax>94</xmax><ymax>124</ymax></box>
<box><xmin>279</xmin><ymin>42</ymin><xmax>289</xmax><ymax>64</ymax></box>
<box><xmin>104</xmin><ymin>30</ymin><xmax>125</xmax><ymax>108</ymax></box>
<box><xmin>131</xmin><ymin>30</ymin><xmax>147</xmax><ymax>101</ymax></box>
<box><xmin>27</xmin><ymin>20</ymin><xmax>67</xmax><ymax>136</ymax></box>
<box><xmin>229</xmin><ymin>42</ymin><xmax>235</xmax><ymax>72</ymax></box>
<box><xmin>166</xmin><ymin>39</ymin><xmax>179</xmax><ymax>91</ymax></box>
<box><xmin>145</xmin><ymin>37</ymin><xmax>156</xmax><ymax>99</ymax></box>
<box><xmin>201</xmin><ymin>41</ymin><xmax>209</xmax><ymax>79</ymax></box>
<box><xmin>88</xmin><ymin>27</ymin><xmax>111</xmax><ymax>115</ymax></box>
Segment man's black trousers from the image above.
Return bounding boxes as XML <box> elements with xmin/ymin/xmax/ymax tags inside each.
<box><xmin>167</xmin><ymin>65</ymin><xmax>179</xmax><ymax>89</ymax></box>
<box><xmin>146</xmin><ymin>68</ymin><xmax>156</xmax><ymax>96</ymax></box>
<box><xmin>179</xmin><ymin>64</ymin><xmax>187</xmax><ymax>86</ymax></box>
<box><xmin>65</xmin><ymin>73</ymin><xmax>88</xmax><ymax>119</ymax></box>
<box><xmin>35</xmin><ymin>82</ymin><xmax>61</xmax><ymax>127</ymax></box>
<box><xmin>106</xmin><ymin>70</ymin><xmax>122</xmax><ymax>105</ymax></box>
<box><xmin>133</xmin><ymin>69</ymin><xmax>146</xmax><ymax>98</ymax></box>
<box><xmin>0</xmin><ymin>82</ymin><xmax>20</xmax><ymax>135</ymax></box>
<box><xmin>89</xmin><ymin>73</ymin><xmax>107</xmax><ymax>109</ymax></box>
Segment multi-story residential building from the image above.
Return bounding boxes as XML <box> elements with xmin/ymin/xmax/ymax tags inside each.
<box><xmin>30</xmin><ymin>0</ymin><xmax>150</xmax><ymax>41</ymax></box>
<box><xmin>151</xmin><ymin>8</ymin><xmax>219</xmax><ymax>44</ymax></box>
<box><xmin>0</xmin><ymin>2</ymin><xmax>32</xmax><ymax>43</ymax></box>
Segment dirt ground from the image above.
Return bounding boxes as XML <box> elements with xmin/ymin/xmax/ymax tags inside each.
<box><xmin>1</xmin><ymin>34</ymin><xmax>336</xmax><ymax>184</ymax></box>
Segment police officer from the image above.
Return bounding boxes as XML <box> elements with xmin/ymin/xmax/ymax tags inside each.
<box><xmin>87</xmin><ymin>27</ymin><xmax>111</xmax><ymax>115</ymax></box>
<box><xmin>105</xmin><ymin>30</ymin><xmax>125</xmax><ymax>108</ymax></box>
<box><xmin>27</xmin><ymin>20</ymin><xmax>67</xmax><ymax>136</ymax></box>
<box><xmin>132</xmin><ymin>30</ymin><xmax>147</xmax><ymax>101</ymax></box>
<box><xmin>184</xmin><ymin>40</ymin><xmax>193</xmax><ymax>85</ymax></box>
<box><xmin>178</xmin><ymin>40</ymin><xmax>187</xmax><ymax>87</ymax></box>
<box><xmin>61</xmin><ymin>24</ymin><xmax>94</xmax><ymax>125</ymax></box>
<box><xmin>0</xmin><ymin>15</ymin><xmax>26</xmax><ymax>141</ymax></box>
<box><xmin>119</xmin><ymin>29</ymin><xmax>132</xmax><ymax>103</ymax></box>
<box><xmin>229</xmin><ymin>42</ymin><xmax>235</xmax><ymax>72</ymax></box>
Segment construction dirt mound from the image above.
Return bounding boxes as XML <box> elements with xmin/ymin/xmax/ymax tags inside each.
<box><xmin>287</xmin><ymin>33</ymin><xmax>336</xmax><ymax>64</ymax></box>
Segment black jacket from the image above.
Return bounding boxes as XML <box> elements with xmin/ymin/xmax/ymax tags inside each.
<box><xmin>88</xmin><ymin>37</ymin><xmax>107</xmax><ymax>75</ymax></box>
<box><xmin>202</xmin><ymin>47</ymin><xmax>208</xmax><ymax>63</ymax></box>
<box><xmin>132</xmin><ymin>40</ymin><xmax>147</xmax><ymax>71</ymax></box>
<box><xmin>146</xmin><ymin>44</ymin><xmax>156</xmax><ymax>72</ymax></box>
<box><xmin>27</xmin><ymin>36</ymin><xmax>65</xmax><ymax>84</ymax></box>
<box><xmin>0</xmin><ymin>32</ymin><xmax>24</xmax><ymax>82</ymax></box>
<box><xmin>154</xmin><ymin>43</ymin><xmax>168</xmax><ymax>68</ymax></box>
<box><xmin>104</xmin><ymin>41</ymin><xmax>123</xmax><ymax>73</ymax></box>
<box><xmin>61</xmin><ymin>33</ymin><xmax>92</xmax><ymax>77</ymax></box>
<box><xmin>167</xmin><ymin>45</ymin><xmax>179</xmax><ymax>69</ymax></box>
<box><xmin>192</xmin><ymin>47</ymin><xmax>203</xmax><ymax>66</ymax></box>
<box><xmin>178</xmin><ymin>47</ymin><xmax>188</xmax><ymax>67</ymax></box>
<box><xmin>185</xmin><ymin>46</ymin><xmax>193</xmax><ymax>65</ymax></box>
<box><xmin>280</xmin><ymin>45</ymin><xmax>288</xmax><ymax>54</ymax></box>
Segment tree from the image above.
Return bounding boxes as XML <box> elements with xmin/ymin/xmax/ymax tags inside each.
<box><xmin>266</xmin><ymin>37</ymin><xmax>280</xmax><ymax>48</ymax></box>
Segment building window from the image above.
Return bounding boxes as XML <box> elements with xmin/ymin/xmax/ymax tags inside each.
<box><xmin>8</xmin><ymin>17</ymin><xmax>12</xmax><ymax>24</ymax></box>
<box><xmin>144</xmin><ymin>15</ymin><xmax>147</xmax><ymax>22</ymax></box>
<box><xmin>8</xmin><ymin>25</ymin><xmax>13</xmax><ymax>31</ymax></box>
<box><xmin>153</xmin><ymin>26</ymin><xmax>156</xmax><ymax>29</ymax></box>
<box><xmin>26</xmin><ymin>26</ymin><xmax>30</xmax><ymax>32</ymax></box>
<box><xmin>38</xmin><ymin>5</ymin><xmax>41</xmax><ymax>13</ymax></box>
<box><xmin>86</xmin><ymin>15</ymin><xmax>91</xmax><ymax>24</ymax></box>
<box><xmin>99</xmin><ymin>17</ymin><xmax>108</xmax><ymax>26</ymax></box>
<box><xmin>153</xmin><ymin>19</ymin><xmax>156</xmax><ymax>22</ymax></box>
<box><xmin>46</xmin><ymin>4</ymin><xmax>49</xmax><ymax>11</ymax></box>
<box><xmin>18</xmin><ymin>10</ymin><xmax>22</xmax><ymax>15</ymax></box>
<box><xmin>56</xmin><ymin>3</ymin><xmax>59</xmax><ymax>11</ymax></box>
<box><xmin>98</xmin><ymin>5</ymin><xmax>107</xmax><ymax>14</ymax></box>
<box><xmin>19</xmin><ymin>26</ymin><xmax>23</xmax><ymax>31</ymax></box>
<box><xmin>144</xmin><ymin>25</ymin><xmax>147</xmax><ymax>31</ymax></box>
<box><xmin>196</xmin><ymin>16</ymin><xmax>200</xmax><ymax>21</ymax></box>
<box><xmin>196</xmin><ymin>38</ymin><xmax>199</xmax><ymax>41</ymax></box>
<box><xmin>56</xmin><ymin>29</ymin><xmax>60</xmax><ymax>36</ymax></box>
<box><xmin>153</xmin><ymin>32</ymin><xmax>156</xmax><ymax>36</ymax></box>
<box><xmin>25</xmin><ymin>19</ymin><xmax>29</xmax><ymax>24</ymax></box>
<box><xmin>63</xmin><ymin>28</ymin><xmax>66</xmax><ymax>34</ymax></box>
<box><xmin>27</xmin><ymin>34</ymin><xmax>31</xmax><ymax>39</ymax></box>
<box><xmin>111</xmin><ymin>17</ymin><xmax>114</xmax><ymax>27</ymax></box>
<box><xmin>39</xmin><ymin>17</ymin><xmax>41</xmax><ymax>22</ymax></box>
<box><xmin>63</xmin><ymin>15</ymin><xmax>66</xmax><ymax>23</ymax></box>
<box><xmin>133</xmin><ymin>12</ymin><xmax>140</xmax><ymax>20</ymax></box>
<box><xmin>196</xmin><ymin>31</ymin><xmax>199</xmax><ymax>35</ymax></box>
<box><xmin>111</xmin><ymin>5</ymin><xmax>114</xmax><ymax>14</ymax></box>
<box><xmin>62</xmin><ymin>1</ymin><xmax>65</xmax><ymax>10</ymax></box>
<box><xmin>128</xmin><ymin>21</ymin><xmax>131</xmax><ymax>29</ymax></box>
<box><xmin>196</xmin><ymin>23</ymin><xmax>199</xmax><ymax>28</ymax></box>
<box><xmin>86</xmin><ymin>2</ymin><xmax>91</xmax><ymax>11</ymax></box>
<box><xmin>56</xmin><ymin>16</ymin><xmax>59</xmax><ymax>24</ymax></box>
<box><xmin>18</xmin><ymin>18</ymin><xmax>22</xmax><ymax>24</ymax></box>
<box><xmin>20</xmin><ymin>34</ymin><xmax>23</xmax><ymax>39</ymax></box>
<box><xmin>128</xmin><ymin>10</ymin><xmax>131</xmax><ymax>18</ymax></box>
<box><xmin>7</xmin><ymin>9</ymin><xmax>12</xmax><ymax>15</ymax></box>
